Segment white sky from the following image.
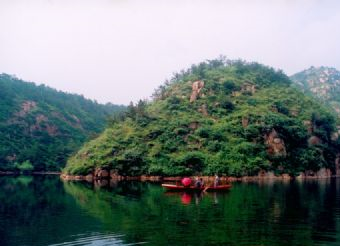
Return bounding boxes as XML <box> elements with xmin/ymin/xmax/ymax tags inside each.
<box><xmin>1</xmin><ymin>0</ymin><xmax>339</xmax><ymax>105</ymax></box>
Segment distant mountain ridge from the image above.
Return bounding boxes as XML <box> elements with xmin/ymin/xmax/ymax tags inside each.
<box><xmin>291</xmin><ymin>66</ymin><xmax>340</xmax><ymax>116</ymax></box>
<box><xmin>0</xmin><ymin>73</ymin><xmax>125</xmax><ymax>171</ymax></box>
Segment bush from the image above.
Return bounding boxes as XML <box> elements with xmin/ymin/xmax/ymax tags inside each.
<box><xmin>115</xmin><ymin>148</ymin><xmax>146</xmax><ymax>176</ymax></box>
<box><xmin>167</xmin><ymin>96</ymin><xmax>181</xmax><ymax>110</ymax></box>
<box><xmin>174</xmin><ymin>127</ymin><xmax>189</xmax><ymax>136</ymax></box>
<box><xmin>15</xmin><ymin>160</ymin><xmax>34</xmax><ymax>173</ymax></box>
<box><xmin>196</xmin><ymin>127</ymin><xmax>210</xmax><ymax>138</ymax></box>
<box><xmin>274</xmin><ymin>102</ymin><xmax>289</xmax><ymax>115</ymax></box>
<box><xmin>296</xmin><ymin>147</ymin><xmax>325</xmax><ymax>171</ymax></box>
<box><xmin>173</xmin><ymin>152</ymin><xmax>206</xmax><ymax>174</ymax></box>
<box><xmin>205</xmin><ymin>141</ymin><xmax>222</xmax><ymax>152</ymax></box>
<box><xmin>247</xmin><ymin>98</ymin><xmax>257</xmax><ymax>106</ymax></box>
<box><xmin>222</xmin><ymin>80</ymin><xmax>239</xmax><ymax>94</ymax></box>
<box><xmin>220</xmin><ymin>99</ymin><xmax>235</xmax><ymax>111</ymax></box>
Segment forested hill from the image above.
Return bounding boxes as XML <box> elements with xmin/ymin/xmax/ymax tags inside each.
<box><xmin>64</xmin><ymin>59</ymin><xmax>340</xmax><ymax>177</ymax></box>
<box><xmin>0</xmin><ymin>74</ymin><xmax>125</xmax><ymax>171</ymax></box>
<box><xmin>291</xmin><ymin>66</ymin><xmax>340</xmax><ymax>117</ymax></box>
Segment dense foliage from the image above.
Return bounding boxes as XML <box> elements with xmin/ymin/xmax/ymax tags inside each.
<box><xmin>0</xmin><ymin>74</ymin><xmax>125</xmax><ymax>171</ymax></box>
<box><xmin>64</xmin><ymin>59</ymin><xmax>340</xmax><ymax>177</ymax></box>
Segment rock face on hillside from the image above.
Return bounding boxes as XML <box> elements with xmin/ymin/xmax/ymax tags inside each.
<box><xmin>16</xmin><ymin>101</ymin><xmax>37</xmax><ymax>117</ymax></box>
<box><xmin>336</xmin><ymin>155</ymin><xmax>340</xmax><ymax>176</ymax></box>
<box><xmin>241</xmin><ymin>81</ymin><xmax>256</xmax><ymax>94</ymax></box>
<box><xmin>264</xmin><ymin>129</ymin><xmax>286</xmax><ymax>157</ymax></box>
<box><xmin>64</xmin><ymin>59</ymin><xmax>340</xmax><ymax>178</ymax></box>
<box><xmin>291</xmin><ymin>66</ymin><xmax>340</xmax><ymax>116</ymax></box>
<box><xmin>0</xmin><ymin>73</ymin><xmax>125</xmax><ymax>171</ymax></box>
<box><xmin>190</xmin><ymin>80</ymin><xmax>205</xmax><ymax>102</ymax></box>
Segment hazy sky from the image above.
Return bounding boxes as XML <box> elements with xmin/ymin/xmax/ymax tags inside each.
<box><xmin>1</xmin><ymin>0</ymin><xmax>339</xmax><ymax>105</ymax></box>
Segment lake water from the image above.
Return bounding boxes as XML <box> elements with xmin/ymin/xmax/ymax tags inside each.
<box><xmin>1</xmin><ymin>176</ymin><xmax>340</xmax><ymax>246</ymax></box>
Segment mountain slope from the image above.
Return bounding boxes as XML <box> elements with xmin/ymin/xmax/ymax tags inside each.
<box><xmin>0</xmin><ymin>74</ymin><xmax>125</xmax><ymax>171</ymax></box>
<box><xmin>64</xmin><ymin>59</ymin><xmax>340</xmax><ymax>177</ymax></box>
<box><xmin>291</xmin><ymin>66</ymin><xmax>340</xmax><ymax>116</ymax></box>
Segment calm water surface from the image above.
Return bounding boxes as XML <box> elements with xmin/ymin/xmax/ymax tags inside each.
<box><xmin>1</xmin><ymin>176</ymin><xmax>340</xmax><ymax>246</ymax></box>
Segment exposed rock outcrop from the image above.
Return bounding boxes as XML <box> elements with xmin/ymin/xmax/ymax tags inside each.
<box><xmin>316</xmin><ymin>168</ymin><xmax>332</xmax><ymax>178</ymax></box>
<box><xmin>336</xmin><ymin>154</ymin><xmax>340</xmax><ymax>177</ymax></box>
<box><xmin>242</xmin><ymin>116</ymin><xmax>249</xmax><ymax>128</ymax></box>
<box><xmin>257</xmin><ymin>170</ymin><xmax>275</xmax><ymax>179</ymax></box>
<box><xmin>45</xmin><ymin>124</ymin><xmax>58</xmax><ymax>136</ymax></box>
<box><xmin>303</xmin><ymin>120</ymin><xmax>313</xmax><ymax>134</ymax></box>
<box><xmin>334</xmin><ymin>106</ymin><xmax>340</xmax><ymax>114</ymax></box>
<box><xmin>36</xmin><ymin>114</ymin><xmax>48</xmax><ymax>124</ymax></box>
<box><xmin>94</xmin><ymin>168</ymin><xmax>109</xmax><ymax>179</ymax></box>
<box><xmin>281</xmin><ymin>173</ymin><xmax>291</xmax><ymax>179</ymax></box>
<box><xmin>85</xmin><ymin>174</ymin><xmax>93</xmax><ymax>182</ymax></box>
<box><xmin>308</xmin><ymin>136</ymin><xmax>322</xmax><ymax>146</ymax></box>
<box><xmin>297</xmin><ymin>168</ymin><xmax>332</xmax><ymax>178</ymax></box>
<box><xmin>331</xmin><ymin>132</ymin><xmax>339</xmax><ymax>141</ymax></box>
<box><xmin>110</xmin><ymin>170</ymin><xmax>120</xmax><ymax>179</ymax></box>
<box><xmin>241</xmin><ymin>81</ymin><xmax>256</xmax><ymax>94</ymax></box>
<box><xmin>190</xmin><ymin>80</ymin><xmax>204</xmax><ymax>102</ymax></box>
<box><xmin>264</xmin><ymin>129</ymin><xmax>287</xmax><ymax>156</ymax></box>
<box><xmin>51</xmin><ymin>111</ymin><xmax>83</xmax><ymax>129</ymax></box>
<box><xmin>15</xmin><ymin>101</ymin><xmax>37</xmax><ymax>117</ymax></box>
<box><xmin>189</xmin><ymin>121</ymin><xmax>200</xmax><ymax>130</ymax></box>
<box><xmin>198</xmin><ymin>104</ymin><xmax>209</xmax><ymax>116</ymax></box>
<box><xmin>29</xmin><ymin>114</ymin><xmax>58</xmax><ymax>136</ymax></box>
<box><xmin>232</xmin><ymin>91</ymin><xmax>241</xmax><ymax>97</ymax></box>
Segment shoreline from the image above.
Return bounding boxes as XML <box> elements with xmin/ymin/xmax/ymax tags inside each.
<box><xmin>60</xmin><ymin>168</ymin><xmax>339</xmax><ymax>183</ymax></box>
<box><xmin>1</xmin><ymin>170</ymin><xmax>338</xmax><ymax>182</ymax></box>
<box><xmin>0</xmin><ymin>171</ymin><xmax>61</xmax><ymax>176</ymax></box>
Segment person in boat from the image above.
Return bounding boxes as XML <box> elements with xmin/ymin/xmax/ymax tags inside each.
<box><xmin>214</xmin><ymin>174</ymin><xmax>220</xmax><ymax>187</ymax></box>
<box><xmin>195</xmin><ymin>177</ymin><xmax>204</xmax><ymax>188</ymax></box>
<box><xmin>199</xmin><ymin>178</ymin><xmax>204</xmax><ymax>187</ymax></box>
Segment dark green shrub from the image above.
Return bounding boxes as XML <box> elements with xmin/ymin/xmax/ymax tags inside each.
<box><xmin>222</xmin><ymin>80</ymin><xmax>239</xmax><ymax>94</ymax></box>
<box><xmin>196</xmin><ymin>127</ymin><xmax>210</xmax><ymax>138</ymax></box>
<box><xmin>220</xmin><ymin>99</ymin><xmax>235</xmax><ymax>111</ymax></box>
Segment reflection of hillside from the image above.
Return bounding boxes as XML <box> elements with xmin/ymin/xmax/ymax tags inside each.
<box><xmin>0</xmin><ymin>176</ymin><xmax>98</xmax><ymax>246</ymax></box>
<box><xmin>63</xmin><ymin>181</ymin><xmax>165</xmax><ymax>244</ymax></box>
<box><xmin>63</xmin><ymin>179</ymin><xmax>339</xmax><ymax>246</ymax></box>
<box><xmin>1</xmin><ymin>176</ymin><xmax>338</xmax><ymax>246</ymax></box>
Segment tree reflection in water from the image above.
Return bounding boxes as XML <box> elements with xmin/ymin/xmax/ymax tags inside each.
<box><xmin>1</xmin><ymin>177</ymin><xmax>340</xmax><ymax>246</ymax></box>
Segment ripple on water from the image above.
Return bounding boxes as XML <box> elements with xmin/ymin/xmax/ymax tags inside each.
<box><xmin>48</xmin><ymin>233</ymin><xmax>147</xmax><ymax>246</ymax></box>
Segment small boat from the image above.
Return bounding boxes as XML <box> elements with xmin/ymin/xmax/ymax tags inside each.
<box><xmin>161</xmin><ymin>184</ymin><xmax>204</xmax><ymax>191</ymax></box>
<box><xmin>161</xmin><ymin>183</ymin><xmax>232</xmax><ymax>192</ymax></box>
<box><xmin>204</xmin><ymin>184</ymin><xmax>232</xmax><ymax>191</ymax></box>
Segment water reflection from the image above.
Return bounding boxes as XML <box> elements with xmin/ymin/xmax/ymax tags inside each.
<box><xmin>1</xmin><ymin>177</ymin><xmax>340</xmax><ymax>246</ymax></box>
<box><xmin>164</xmin><ymin>191</ymin><xmax>222</xmax><ymax>205</ymax></box>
